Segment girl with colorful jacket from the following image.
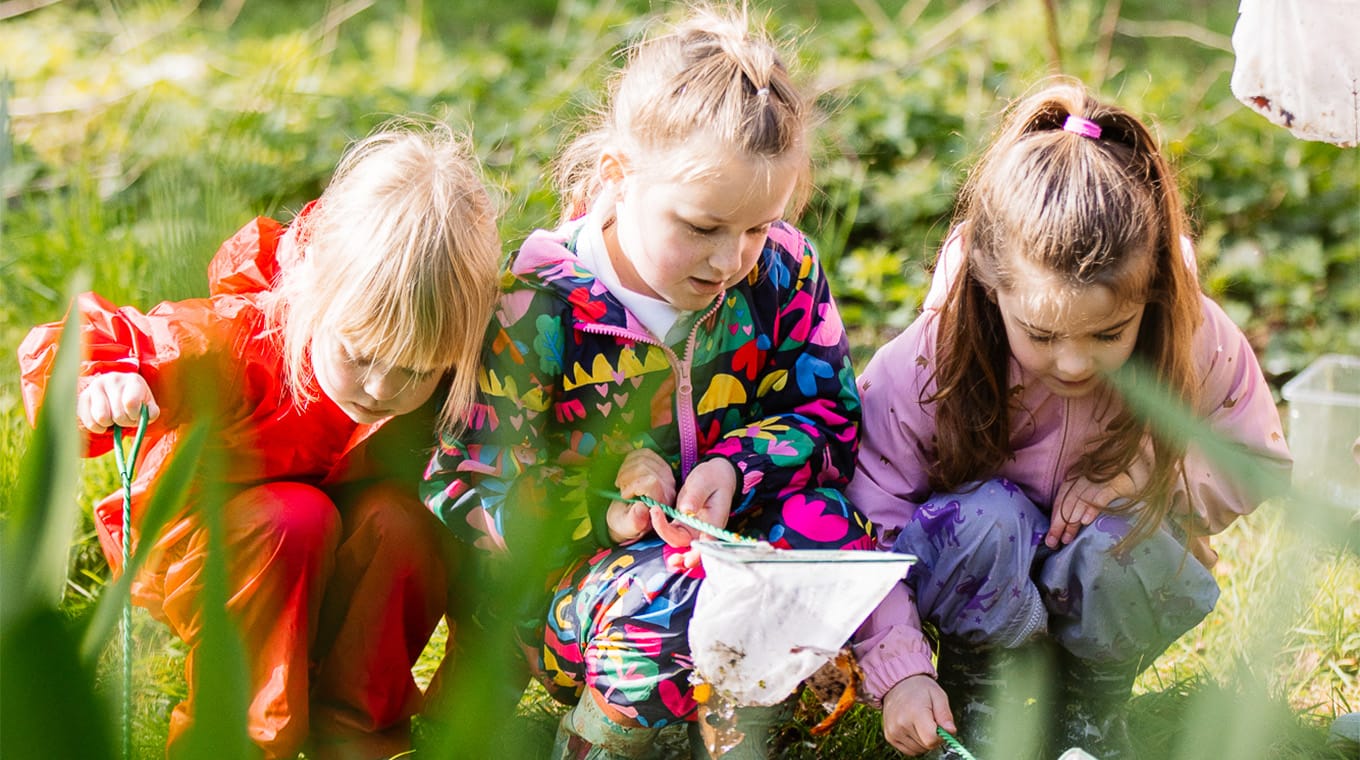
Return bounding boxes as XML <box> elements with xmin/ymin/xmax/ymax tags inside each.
<box><xmin>421</xmin><ymin>8</ymin><xmax>873</xmax><ymax>759</ymax></box>
<box><xmin>18</xmin><ymin>123</ymin><xmax>502</xmax><ymax>759</ymax></box>
<box><xmin>848</xmin><ymin>80</ymin><xmax>1292</xmax><ymax>759</ymax></box>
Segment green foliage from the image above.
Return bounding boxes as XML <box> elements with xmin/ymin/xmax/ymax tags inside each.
<box><xmin>3</xmin><ymin>0</ymin><xmax>1355</xmax><ymax>371</ymax></box>
<box><xmin>2</xmin><ymin>607</ymin><xmax>116</xmax><ymax>759</ymax></box>
<box><xmin>174</xmin><ymin>472</ymin><xmax>252</xmax><ymax>758</ymax></box>
<box><xmin>4</xmin><ymin>290</ymin><xmax>84</xmax><ymax>616</ymax></box>
<box><xmin>0</xmin><ymin>295</ymin><xmax>117</xmax><ymax>760</ymax></box>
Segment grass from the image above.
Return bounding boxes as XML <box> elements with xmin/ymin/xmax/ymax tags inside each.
<box><xmin>90</xmin><ymin>500</ymin><xmax>1358</xmax><ymax>758</ymax></box>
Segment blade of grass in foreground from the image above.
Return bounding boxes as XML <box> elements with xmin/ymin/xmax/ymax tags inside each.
<box><xmin>1109</xmin><ymin>361</ymin><xmax>1355</xmax><ymax>553</ymax></box>
<box><xmin>80</xmin><ymin>421</ymin><xmax>209</xmax><ymax>662</ymax></box>
<box><xmin>2</xmin><ymin>277</ymin><xmax>87</xmax><ymax>621</ymax></box>
<box><xmin>1</xmin><ymin>278</ymin><xmax>117</xmax><ymax>759</ymax></box>
<box><xmin>1110</xmin><ymin>360</ymin><xmax>1356</xmax><ymax>759</ymax></box>
<box><xmin>169</xmin><ymin>424</ymin><xmax>252</xmax><ymax>758</ymax></box>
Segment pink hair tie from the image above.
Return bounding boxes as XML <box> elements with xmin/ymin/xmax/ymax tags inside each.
<box><xmin>1062</xmin><ymin>114</ymin><xmax>1102</xmax><ymax>139</ymax></box>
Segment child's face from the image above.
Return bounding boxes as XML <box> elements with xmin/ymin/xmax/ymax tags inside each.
<box><xmin>604</xmin><ymin>144</ymin><xmax>799</xmax><ymax>312</ymax></box>
<box><xmin>994</xmin><ymin>259</ymin><xmax>1145</xmax><ymax>398</ymax></box>
<box><xmin>311</xmin><ymin>334</ymin><xmax>445</xmax><ymax>424</ymax></box>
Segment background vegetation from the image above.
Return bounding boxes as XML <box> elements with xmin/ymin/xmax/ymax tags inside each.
<box><xmin>1</xmin><ymin>0</ymin><xmax>1356</xmax><ymax>758</ymax></box>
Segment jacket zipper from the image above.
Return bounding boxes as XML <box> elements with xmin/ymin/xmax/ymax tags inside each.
<box><xmin>1048</xmin><ymin>397</ymin><xmax>1071</xmax><ymax>507</ymax></box>
<box><xmin>577</xmin><ymin>296</ymin><xmax>723</xmax><ymax>478</ymax></box>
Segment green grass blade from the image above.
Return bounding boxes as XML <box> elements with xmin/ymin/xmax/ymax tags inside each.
<box><xmin>173</xmin><ymin>448</ymin><xmax>252</xmax><ymax>759</ymax></box>
<box><xmin>1</xmin><ymin>606</ymin><xmax>116</xmax><ymax>759</ymax></box>
<box><xmin>1</xmin><ymin>274</ymin><xmax>118</xmax><ymax>759</ymax></box>
<box><xmin>2</xmin><ymin>275</ymin><xmax>89</xmax><ymax>624</ymax></box>
<box><xmin>1109</xmin><ymin>361</ymin><xmax>1355</xmax><ymax>551</ymax></box>
<box><xmin>2</xmin><ymin>72</ymin><xmax>9</xmax><ymax>252</ymax></box>
<box><xmin>79</xmin><ymin>422</ymin><xmax>209</xmax><ymax>662</ymax></box>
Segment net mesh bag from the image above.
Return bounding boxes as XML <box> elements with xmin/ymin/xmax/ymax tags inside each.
<box><xmin>689</xmin><ymin>542</ymin><xmax>914</xmax><ymax>707</ymax></box>
<box><xmin>1230</xmin><ymin>0</ymin><xmax>1360</xmax><ymax>146</ymax></box>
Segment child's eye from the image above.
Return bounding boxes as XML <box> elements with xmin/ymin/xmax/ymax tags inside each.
<box><xmin>341</xmin><ymin>345</ymin><xmax>372</xmax><ymax>367</ymax></box>
<box><xmin>1027</xmin><ymin>333</ymin><xmax>1055</xmax><ymax>344</ymax></box>
<box><xmin>746</xmin><ymin>223</ymin><xmax>772</xmax><ymax>237</ymax></box>
<box><xmin>1095</xmin><ymin>331</ymin><xmax>1125</xmax><ymax>343</ymax></box>
<box><xmin>686</xmin><ymin>222</ymin><xmax>717</xmax><ymax>235</ymax></box>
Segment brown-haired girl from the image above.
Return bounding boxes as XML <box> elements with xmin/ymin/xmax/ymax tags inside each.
<box><xmin>19</xmin><ymin>120</ymin><xmax>502</xmax><ymax>759</ymax></box>
<box><xmin>848</xmin><ymin>79</ymin><xmax>1291</xmax><ymax>758</ymax></box>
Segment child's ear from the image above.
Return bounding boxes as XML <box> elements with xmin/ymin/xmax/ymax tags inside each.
<box><xmin>598</xmin><ymin>150</ymin><xmax>630</xmax><ymax>187</ymax></box>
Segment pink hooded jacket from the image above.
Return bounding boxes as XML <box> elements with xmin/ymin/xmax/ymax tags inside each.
<box><xmin>848</xmin><ymin>234</ymin><xmax>1292</xmax><ymax>702</ymax></box>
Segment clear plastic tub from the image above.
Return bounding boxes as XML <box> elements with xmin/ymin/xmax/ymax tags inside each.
<box><xmin>1281</xmin><ymin>354</ymin><xmax>1360</xmax><ymax>509</ymax></box>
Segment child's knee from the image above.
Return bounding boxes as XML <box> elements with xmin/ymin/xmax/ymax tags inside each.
<box><xmin>229</xmin><ymin>482</ymin><xmax>341</xmax><ymax>556</ymax></box>
<box><xmin>1046</xmin><ymin>519</ymin><xmax>1220</xmax><ymax>659</ymax></box>
<box><xmin>897</xmin><ymin>479</ymin><xmax>1042</xmax><ymax>556</ymax></box>
<box><xmin>343</xmin><ymin>482</ymin><xmax>449</xmax><ymax>570</ymax></box>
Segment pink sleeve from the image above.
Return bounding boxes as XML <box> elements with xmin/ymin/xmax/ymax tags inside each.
<box><xmin>852</xmin><ymin>583</ymin><xmax>937</xmax><ymax>705</ymax></box>
<box><xmin>848</xmin><ymin>313</ymin><xmax>939</xmax><ymax>538</ymax></box>
<box><xmin>847</xmin><ymin>313</ymin><xmax>942</xmax><ymax>702</ymax></box>
<box><xmin>1177</xmin><ymin>295</ymin><xmax>1292</xmax><ymax>533</ymax></box>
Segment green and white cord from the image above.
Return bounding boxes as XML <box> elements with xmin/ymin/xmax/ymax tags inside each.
<box><xmin>595</xmin><ymin>489</ymin><xmax>759</xmax><ymax>545</ymax></box>
<box><xmin>112</xmin><ymin>406</ymin><xmax>149</xmax><ymax>760</ymax></box>
<box><xmin>937</xmin><ymin>726</ymin><xmax>980</xmax><ymax>760</ymax></box>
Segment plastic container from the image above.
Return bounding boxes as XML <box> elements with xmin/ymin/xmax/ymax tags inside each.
<box><xmin>1281</xmin><ymin>354</ymin><xmax>1360</xmax><ymax>509</ymax></box>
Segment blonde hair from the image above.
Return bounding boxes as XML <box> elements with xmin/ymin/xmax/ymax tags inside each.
<box><xmin>928</xmin><ymin>78</ymin><xmax>1203</xmax><ymax>546</ymax></box>
<box><xmin>554</xmin><ymin>4</ymin><xmax>811</xmax><ymax>221</ymax></box>
<box><xmin>267</xmin><ymin>119</ymin><xmax>502</xmax><ymax>435</ymax></box>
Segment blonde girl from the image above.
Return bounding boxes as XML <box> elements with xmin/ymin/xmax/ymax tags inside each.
<box><xmin>422</xmin><ymin>7</ymin><xmax>872</xmax><ymax>759</ymax></box>
<box><xmin>18</xmin><ymin>121</ymin><xmax>502</xmax><ymax>759</ymax></box>
<box><xmin>849</xmin><ymin>79</ymin><xmax>1292</xmax><ymax>759</ymax></box>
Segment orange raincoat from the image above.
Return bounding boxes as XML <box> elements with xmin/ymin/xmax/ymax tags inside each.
<box><xmin>19</xmin><ymin>214</ymin><xmax>453</xmax><ymax>759</ymax></box>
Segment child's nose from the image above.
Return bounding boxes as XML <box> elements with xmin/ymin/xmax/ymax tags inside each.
<box><xmin>1054</xmin><ymin>344</ymin><xmax>1093</xmax><ymax>377</ymax></box>
<box><xmin>709</xmin><ymin>237</ymin><xmax>745</xmax><ymax>277</ymax></box>
<box><xmin>364</xmin><ymin>371</ymin><xmax>403</xmax><ymax>401</ymax></box>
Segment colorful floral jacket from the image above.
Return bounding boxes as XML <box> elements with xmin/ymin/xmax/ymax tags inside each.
<box><xmin>421</xmin><ymin>219</ymin><xmax>863</xmax><ymax>573</ymax></box>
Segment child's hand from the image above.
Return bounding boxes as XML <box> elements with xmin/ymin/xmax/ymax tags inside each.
<box><xmin>77</xmin><ymin>373</ymin><xmax>160</xmax><ymax>435</ymax></box>
<box><xmin>654</xmin><ymin>458</ymin><xmax>737</xmax><ymax>570</ymax></box>
<box><xmin>881</xmin><ymin>674</ymin><xmax>955</xmax><ymax>756</ymax></box>
<box><xmin>606</xmin><ymin>500</ymin><xmax>652</xmax><ymax>544</ymax></box>
<box><xmin>1047</xmin><ymin>472</ymin><xmax>1137</xmax><ymax>548</ymax></box>
<box><xmin>606</xmin><ymin>448</ymin><xmax>677</xmax><ymax>544</ymax></box>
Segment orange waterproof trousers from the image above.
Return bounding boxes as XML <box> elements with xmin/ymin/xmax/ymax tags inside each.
<box><xmin>123</xmin><ymin>481</ymin><xmax>451</xmax><ymax>760</ymax></box>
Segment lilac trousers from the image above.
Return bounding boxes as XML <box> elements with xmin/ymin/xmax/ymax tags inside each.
<box><xmin>894</xmin><ymin>479</ymin><xmax>1218</xmax><ymax>664</ymax></box>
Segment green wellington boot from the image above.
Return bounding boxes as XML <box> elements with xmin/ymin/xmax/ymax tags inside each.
<box><xmin>551</xmin><ymin>695</ymin><xmax>662</xmax><ymax>760</ymax></box>
<box><xmin>934</xmin><ymin>638</ymin><xmax>1055</xmax><ymax>760</ymax></box>
<box><xmin>687</xmin><ymin>696</ymin><xmax>796</xmax><ymax>759</ymax></box>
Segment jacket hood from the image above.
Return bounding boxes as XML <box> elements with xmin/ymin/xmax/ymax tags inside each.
<box><xmin>507</xmin><ymin>224</ymin><xmax>661</xmax><ymax>335</ymax></box>
<box><xmin>206</xmin><ymin>201</ymin><xmax>317</xmax><ymax>298</ymax></box>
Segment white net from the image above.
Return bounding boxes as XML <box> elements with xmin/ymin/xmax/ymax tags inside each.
<box><xmin>689</xmin><ymin>542</ymin><xmax>914</xmax><ymax>706</ymax></box>
<box><xmin>1230</xmin><ymin>0</ymin><xmax>1360</xmax><ymax>146</ymax></box>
